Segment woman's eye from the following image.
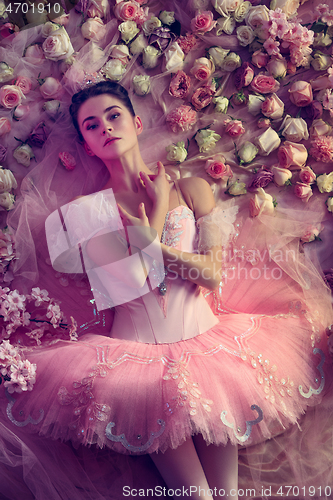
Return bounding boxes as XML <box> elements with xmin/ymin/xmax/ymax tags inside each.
<box><xmin>109</xmin><ymin>113</ymin><xmax>120</xmax><ymax>120</ymax></box>
<box><xmin>87</xmin><ymin>123</ymin><xmax>97</xmax><ymax>131</ymax></box>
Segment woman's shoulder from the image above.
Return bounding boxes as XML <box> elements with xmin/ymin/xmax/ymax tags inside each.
<box><xmin>178</xmin><ymin>177</ymin><xmax>215</xmax><ymax>219</ymax></box>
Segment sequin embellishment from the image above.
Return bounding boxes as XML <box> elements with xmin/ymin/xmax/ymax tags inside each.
<box><xmin>6</xmin><ymin>389</ymin><xmax>44</xmax><ymax>427</ymax></box>
<box><xmin>220</xmin><ymin>404</ymin><xmax>263</xmax><ymax>443</ymax></box>
<box><xmin>105</xmin><ymin>419</ymin><xmax>166</xmax><ymax>452</ymax></box>
<box><xmin>299</xmin><ymin>348</ymin><xmax>325</xmax><ymax>398</ymax></box>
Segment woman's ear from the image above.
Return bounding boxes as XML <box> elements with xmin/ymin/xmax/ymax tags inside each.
<box><xmin>84</xmin><ymin>142</ymin><xmax>95</xmax><ymax>156</ymax></box>
<box><xmin>134</xmin><ymin>116</ymin><xmax>143</xmax><ymax>136</ymax></box>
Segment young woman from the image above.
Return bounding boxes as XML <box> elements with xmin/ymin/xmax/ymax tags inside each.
<box><xmin>1</xmin><ymin>81</ymin><xmax>333</xmax><ymax>499</ymax></box>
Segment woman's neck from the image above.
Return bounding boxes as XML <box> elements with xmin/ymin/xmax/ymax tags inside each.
<box><xmin>103</xmin><ymin>151</ymin><xmax>152</xmax><ymax>193</ymax></box>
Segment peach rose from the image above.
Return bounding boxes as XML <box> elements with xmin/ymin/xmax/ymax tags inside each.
<box><xmin>224</xmin><ymin>119</ymin><xmax>245</xmax><ymax>137</ymax></box>
<box><xmin>309</xmin><ymin>119</ymin><xmax>332</xmax><ymax>138</ymax></box>
<box><xmin>289</xmin><ymin>81</ymin><xmax>313</xmax><ymax>107</ymax></box>
<box><xmin>0</xmin><ymin>117</ymin><xmax>11</xmax><ymax>136</ymax></box>
<box><xmin>261</xmin><ymin>93</ymin><xmax>284</xmax><ymax>120</ymax></box>
<box><xmin>0</xmin><ymin>85</ymin><xmax>24</xmax><ymax>109</ymax></box>
<box><xmin>81</xmin><ymin>17</ymin><xmax>106</xmax><ymax>41</ymax></box>
<box><xmin>251</xmin><ymin>50</ymin><xmax>269</xmax><ymax>68</ymax></box>
<box><xmin>280</xmin><ymin>115</ymin><xmax>309</xmax><ymax>142</ymax></box>
<box><xmin>114</xmin><ymin>1</ymin><xmax>139</xmax><ymax>21</ymax></box>
<box><xmin>278</xmin><ymin>141</ymin><xmax>308</xmax><ymax>170</ymax></box>
<box><xmin>190</xmin><ymin>57</ymin><xmax>214</xmax><ymax>81</ymax></box>
<box><xmin>14</xmin><ymin>76</ymin><xmax>32</xmax><ymax>95</ymax></box>
<box><xmin>250</xmin><ymin>73</ymin><xmax>280</xmax><ymax>94</ymax></box>
<box><xmin>300</xmin><ymin>225</ymin><xmax>322</xmax><ymax>243</ymax></box>
<box><xmin>294</xmin><ymin>182</ymin><xmax>313</xmax><ymax>202</ymax></box>
<box><xmin>299</xmin><ymin>166</ymin><xmax>316</xmax><ymax>184</ymax></box>
<box><xmin>249</xmin><ymin>188</ymin><xmax>275</xmax><ymax>217</ymax></box>
<box><xmin>40</xmin><ymin>77</ymin><xmax>63</xmax><ymax>100</ymax></box>
<box><xmin>190</xmin><ymin>10</ymin><xmax>216</xmax><ymax>33</ymax></box>
<box><xmin>271</xmin><ymin>165</ymin><xmax>292</xmax><ymax>186</ymax></box>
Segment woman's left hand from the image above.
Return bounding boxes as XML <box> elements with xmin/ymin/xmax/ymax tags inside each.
<box><xmin>117</xmin><ymin>202</ymin><xmax>150</xmax><ymax>228</ymax></box>
<box><xmin>139</xmin><ymin>161</ymin><xmax>170</xmax><ymax>210</ymax></box>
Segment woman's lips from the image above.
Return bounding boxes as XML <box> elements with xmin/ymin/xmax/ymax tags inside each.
<box><xmin>104</xmin><ymin>137</ymin><xmax>120</xmax><ymax>146</ymax></box>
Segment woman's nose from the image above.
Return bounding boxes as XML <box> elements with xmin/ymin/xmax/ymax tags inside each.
<box><xmin>101</xmin><ymin>121</ymin><xmax>112</xmax><ymax>134</ymax></box>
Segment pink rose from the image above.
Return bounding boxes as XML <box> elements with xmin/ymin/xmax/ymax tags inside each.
<box><xmin>249</xmin><ymin>188</ymin><xmax>275</xmax><ymax>218</ymax></box>
<box><xmin>272</xmin><ymin>165</ymin><xmax>292</xmax><ymax>186</ymax></box>
<box><xmin>191</xmin><ymin>83</ymin><xmax>215</xmax><ymax>111</ymax></box>
<box><xmin>288</xmin><ymin>81</ymin><xmax>313</xmax><ymax>107</ymax></box>
<box><xmin>257</xmin><ymin>118</ymin><xmax>271</xmax><ymax>129</ymax></box>
<box><xmin>59</xmin><ymin>152</ymin><xmax>76</xmax><ymax>171</ymax></box>
<box><xmin>286</xmin><ymin>60</ymin><xmax>297</xmax><ymax>75</ymax></box>
<box><xmin>81</xmin><ymin>17</ymin><xmax>106</xmax><ymax>41</ymax></box>
<box><xmin>40</xmin><ymin>77</ymin><xmax>63</xmax><ymax>100</ymax></box>
<box><xmin>169</xmin><ymin>71</ymin><xmax>191</xmax><ymax>99</ymax></box>
<box><xmin>309</xmin><ymin>136</ymin><xmax>333</xmax><ymax>163</ymax></box>
<box><xmin>300</xmin><ymin>225</ymin><xmax>322</xmax><ymax>243</ymax></box>
<box><xmin>0</xmin><ymin>118</ymin><xmax>11</xmax><ymax>136</ymax></box>
<box><xmin>301</xmin><ymin>101</ymin><xmax>323</xmax><ymax>121</ymax></box>
<box><xmin>294</xmin><ymin>182</ymin><xmax>313</xmax><ymax>202</ymax></box>
<box><xmin>190</xmin><ymin>57</ymin><xmax>214</xmax><ymax>81</ymax></box>
<box><xmin>250</xmin><ymin>73</ymin><xmax>280</xmax><ymax>94</ymax></box>
<box><xmin>248</xmin><ymin>169</ymin><xmax>274</xmax><ymax>191</ymax></box>
<box><xmin>299</xmin><ymin>166</ymin><xmax>316</xmax><ymax>184</ymax></box>
<box><xmin>278</xmin><ymin>141</ymin><xmax>308</xmax><ymax>170</ymax></box>
<box><xmin>224</xmin><ymin>119</ymin><xmax>245</xmax><ymax>137</ymax></box>
<box><xmin>24</xmin><ymin>44</ymin><xmax>45</xmax><ymax>64</ymax></box>
<box><xmin>0</xmin><ymin>85</ymin><xmax>23</xmax><ymax>109</ymax></box>
<box><xmin>309</xmin><ymin>119</ymin><xmax>332</xmax><ymax>138</ymax></box>
<box><xmin>190</xmin><ymin>11</ymin><xmax>216</xmax><ymax>33</ymax></box>
<box><xmin>13</xmin><ymin>76</ymin><xmax>32</xmax><ymax>95</ymax></box>
<box><xmin>114</xmin><ymin>1</ymin><xmax>139</xmax><ymax>21</ymax></box>
<box><xmin>234</xmin><ymin>62</ymin><xmax>254</xmax><ymax>90</ymax></box>
<box><xmin>261</xmin><ymin>93</ymin><xmax>284</xmax><ymax>120</ymax></box>
<box><xmin>13</xmin><ymin>104</ymin><xmax>30</xmax><ymax>121</ymax></box>
<box><xmin>251</xmin><ymin>50</ymin><xmax>269</xmax><ymax>69</ymax></box>
<box><xmin>311</xmin><ymin>75</ymin><xmax>333</xmax><ymax>91</ymax></box>
<box><xmin>87</xmin><ymin>0</ymin><xmax>107</xmax><ymax>18</ymax></box>
<box><xmin>0</xmin><ymin>23</ymin><xmax>19</xmax><ymax>38</ymax></box>
<box><xmin>166</xmin><ymin>105</ymin><xmax>197</xmax><ymax>133</ymax></box>
<box><xmin>204</xmin><ymin>155</ymin><xmax>233</xmax><ymax>184</ymax></box>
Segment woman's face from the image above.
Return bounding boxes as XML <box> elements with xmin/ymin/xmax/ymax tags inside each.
<box><xmin>78</xmin><ymin>93</ymin><xmax>142</xmax><ymax>161</ymax></box>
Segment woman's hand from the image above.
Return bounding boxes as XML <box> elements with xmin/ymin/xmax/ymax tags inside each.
<box><xmin>117</xmin><ymin>202</ymin><xmax>149</xmax><ymax>228</ymax></box>
<box><xmin>139</xmin><ymin>162</ymin><xmax>170</xmax><ymax>210</ymax></box>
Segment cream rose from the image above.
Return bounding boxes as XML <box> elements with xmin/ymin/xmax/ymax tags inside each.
<box><xmin>81</xmin><ymin>17</ymin><xmax>106</xmax><ymax>41</ymax></box>
<box><xmin>216</xmin><ymin>16</ymin><xmax>236</xmax><ymax>36</ymax></box>
<box><xmin>159</xmin><ymin>11</ymin><xmax>175</xmax><ymax>25</ymax></box>
<box><xmin>142</xmin><ymin>45</ymin><xmax>160</xmax><ymax>69</ymax></box>
<box><xmin>142</xmin><ymin>16</ymin><xmax>161</xmax><ymax>36</ymax></box>
<box><xmin>41</xmin><ymin>21</ymin><xmax>60</xmax><ymax>38</ymax></box>
<box><xmin>13</xmin><ymin>144</ymin><xmax>34</xmax><ymax>167</ymax></box>
<box><xmin>221</xmin><ymin>52</ymin><xmax>242</xmax><ymax>72</ymax></box>
<box><xmin>227</xmin><ymin>180</ymin><xmax>247</xmax><ymax>196</ymax></box>
<box><xmin>164</xmin><ymin>43</ymin><xmax>184</xmax><ymax>73</ymax></box>
<box><xmin>213</xmin><ymin>96</ymin><xmax>229</xmax><ymax>113</ymax></box>
<box><xmin>249</xmin><ymin>188</ymin><xmax>275</xmax><ymax>217</ymax></box>
<box><xmin>191</xmin><ymin>0</ymin><xmax>210</xmax><ymax>9</ymax></box>
<box><xmin>316</xmin><ymin>172</ymin><xmax>333</xmax><ymax>193</ymax></box>
<box><xmin>326</xmin><ymin>197</ymin><xmax>333</xmax><ymax>213</ymax></box>
<box><xmin>255</xmin><ymin>127</ymin><xmax>281</xmax><ymax>156</ymax></box>
<box><xmin>309</xmin><ymin>119</ymin><xmax>332</xmax><ymax>138</ymax></box>
<box><xmin>270</xmin><ymin>0</ymin><xmax>300</xmax><ymax>19</ymax></box>
<box><xmin>0</xmin><ymin>167</ymin><xmax>17</xmax><ymax>193</ymax></box>
<box><xmin>87</xmin><ymin>0</ymin><xmax>108</xmax><ymax>18</ymax></box>
<box><xmin>43</xmin><ymin>100</ymin><xmax>61</xmax><ymax>118</ymax></box>
<box><xmin>0</xmin><ymin>62</ymin><xmax>13</xmax><ymax>84</ymax></box>
<box><xmin>133</xmin><ymin>74</ymin><xmax>151</xmax><ymax>95</ymax></box>
<box><xmin>234</xmin><ymin>1</ymin><xmax>251</xmax><ymax>22</ymax></box>
<box><xmin>247</xmin><ymin>94</ymin><xmax>265</xmax><ymax>116</ymax></box>
<box><xmin>103</xmin><ymin>59</ymin><xmax>126</xmax><ymax>81</ymax></box>
<box><xmin>165</xmin><ymin>141</ymin><xmax>188</xmax><ymax>163</ymax></box>
<box><xmin>313</xmin><ymin>33</ymin><xmax>332</xmax><ymax>48</ymax></box>
<box><xmin>272</xmin><ymin>165</ymin><xmax>292</xmax><ymax>186</ymax></box>
<box><xmin>212</xmin><ymin>0</ymin><xmax>242</xmax><ymax>16</ymax></box>
<box><xmin>130</xmin><ymin>34</ymin><xmax>148</xmax><ymax>55</ymax></box>
<box><xmin>40</xmin><ymin>77</ymin><xmax>63</xmax><ymax>100</ymax></box>
<box><xmin>0</xmin><ymin>193</ymin><xmax>15</xmax><ymax>210</ymax></box>
<box><xmin>280</xmin><ymin>115</ymin><xmax>309</xmax><ymax>142</ymax></box>
<box><xmin>267</xmin><ymin>57</ymin><xmax>287</xmax><ymax>79</ymax></box>
<box><xmin>237</xmin><ymin>141</ymin><xmax>258</xmax><ymax>163</ymax></box>
<box><xmin>190</xmin><ymin>57</ymin><xmax>215</xmax><ymax>81</ymax></box>
<box><xmin>311</xmin><ymin>52</ymin><xmax>332</xmax><ymax>72</ymax></box>
<box><xmin>195</xmin><ymin>129</ymin><xmax>221</xmax><ymax>153</ymax></box>
<box><xmin>42</xmin><ymin>26</ymin><xmax>74</xmax><ymax>61</ymax></box>
<box><xmin>13</xmin><ymin>104</ymin><xmax>30</xmax><ymax>120</ymax></box>
<box><xmin>208</xmin><ymin>47</ymin><xmax>230</xmax><ymax>67</ymax></box>
<box><xmin>236</xmin><ymin>25</ymin><xmax>255</xmax><ymax>47</ymax></box>
<box><xmin>245</xmin><ymin>5</ymin><xmax>270</xmax><ymax>30</ymax></box>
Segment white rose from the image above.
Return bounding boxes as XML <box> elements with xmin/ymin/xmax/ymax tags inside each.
<box><xmin>212</xmin><ymin>0</ymin><xmax>242</xmax><ymax>16</ymax></box>
<box><xmin>0</xmin><ymin>193</ymin><xmax>15</xmax><ymax>210</ymax></box>
<box><xmin>42</xmin><ymin>26</ymin><xmax>74</xmax><ymax>61</ymax></box>
<box><xmin>272</xmin><ymin>165</ymin><xmax>292</xmax><ymax>186</ymax></box>
<box><xmin>13</xmin><ymin>144</ymin><xmax>34</xmax><ymax>167</ymax></box>
<box><xmin>249</xmin><ymin>188</ymin><xmax>275</xmax><ymax>217</ymax></box>
<box><xmin>82</xmin><ymin>17</ymin><xmax>106</xmax><ymax>41</ymax></box>
<box><xmin>247</xmin><ymin>94</ymin><xmax>265</xmax><ymax>116</ymax></box>
<box><xmin>43</xmin><ymin>100</ymin><xmax>61</xmax><ymax>118</ymax></box>
<box><xmin>110</xmin><ymin>44</ymin><xmax>130</xmax><ymax>64</ymax></box>
<box><xmin>216</xmin><ymin>16</ymin><xmax>236</xmax><ymax>36</ymax></box>
<box><xmin>270</xmin><ymin>0</ymin><xmax>300</xmax><ymax>19</ymax></box>
<box><xmin>313</xmin><ymin>33</ymin><xmax>332</xmax><ymax>48</ymax></box>
<box><xmin>227</xmin><ymin>180</ymin><xmax>247</xmax><ymax>196</ymax></box>
<box><xmin>311</xmin><ymin>52</ymin><xmax>332</xmax><ymax>72</ymax></box>
<box><xmin>87</xmin><ymin>0</ymin><xmax>108</xmax><ymax>18</ymax></box>
<box><xmin>0</xmin><ymin>167</ymin><xmax>17</xmax><ymax>193</ymax></box>
<box><xmin>326</xmin><ymin>197</ymin><xmax>333</xmax><ymax>213</ymax></box>
<box><xmin>213</xmin><ymin>96</ymin><xmax>229</xmax><ymax>113</ymax></box>
<box><xmin>309</xmin><ymin>119</ymin><xmax>332</xmax><ymax>138</ymax></box>
<box><xmin>142</xmin><ymin>16</ymin><xmax>161</xmax><ymax>36</ymax></box>
<box><xmin>159</xmin><ymin>11</ymin><xmax>175</xmax><ymax>25</ymax></box>
<box><xmin>237</xmin><ymin>141</ymin><xmax>258</xmax><ymax>163</ymax></box>
<box><xmin>267</xmin><ymin>56</ymin><xmax>287</xmax><ymax>78</ymax></box>
<box><xmin>316</xmin><ymin>172</ymin><xmax>333</xmax><ymax>194</ymax></box>
<box><xmin>221</xmin><ymin>52</ymin><xmax>241</xmax><ymax>72</ymax></box>
<box><xmin>130</xmin><ymin>34</ymin><xmax>148</xmax><ymax>55</ymax></box>
<box><xmin>133</xmin><ymin>75</ymin><xmax>151</xmax><ymax>95</ymax></box>
<box><xmin>245</xmin><ymin>5</ymin><xmax>270</xmax><ymax>30</ymax></box>
<box><xmin>118</xmin><ymin>20</ymin><xmax>139</xmax><ymax>42</ymax></box>
<box><xmin>166</xmin><ymin>141</ymin><xmax>188</xmax><ymax>163</ymax></box>
<box><xmin>236</xmin><ymin>25</ymin><xmax>255</xmax><ymax>46</ymax></box>
<box><xmin>234</xmin><ymin>0</ymin><xmax>251</xmax><ymax>22</ymax></box>
<box><xmin>103</xmin><ymin>59</ymin><xmax>126</xmax><ymax>81</ymax></box>
<box><xmin>0</xmin><ymin>62</ymin><xmax>13</xmax><ymax>84</ymax></box>
<box><xmin>41</xmin><ymin>21</ymin><xmax>60</xmax><ymax>38</ymax></box>
<box><xmin>13</xmin><ymin>104</ymin><xmax>30</xmax><ymax>120</ymax></box>
<box><xmin>255</xmin><ymin>127</ymin><xmax>281</xmax><ymax>156</ymax></box>
<box><xmin>208</xmin><ymin>47</ymin><xmax>230</xmax><ymax>67</ymax></box>
<box><xmin>164</xmin><ymin>42</ymin><xmax>184</xmax><ymax>73</ymax></box>
<box><xmin>195</xmin><ymin>129</ymin><xmax>221</xmax><ymax>153</ymax></box>
<box><xmin>280</xmin><ymin>115</ymin><xmax>309</xmax><ymax>142</ymax></box>
<box><xmin>142</xmin><ymin>46</ymin><xmax>160</xmax><ymax>69</ymax></box>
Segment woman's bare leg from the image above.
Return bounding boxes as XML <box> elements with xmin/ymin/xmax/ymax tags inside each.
<box><xmin>193</xmin><ymin>434</ymin><xmax>239</xmax><ymax>500</ymax></box>
<box><xmin>150</xmin><ymin>438</ymin><xmax>211</xmax><ymax>499</ymax></box>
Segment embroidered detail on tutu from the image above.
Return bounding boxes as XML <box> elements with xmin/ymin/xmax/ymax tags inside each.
<box><xmin>5</xmin><ymin>389</ymin><xmax>44</xmax><ymax>427</ymax></box>
<box><xmin>220</xmin><ymin>404</ymin><xmax>263</xmax><ymax>443</ymax></box>
<box><xmin>299</xmin><ymin>348</ymin><xmax>325</xmax><ymax>398</ymax></box>
<box><xmin>105</xmin><ymin>419</ymin><xmax>166</xmax><ymax>452</ymax></box>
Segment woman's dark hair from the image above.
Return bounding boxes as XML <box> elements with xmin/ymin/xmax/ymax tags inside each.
<box><xmin>69</xmin><ymin>81</ymin><xmax>135</xmax><ymax>142</ymax></box>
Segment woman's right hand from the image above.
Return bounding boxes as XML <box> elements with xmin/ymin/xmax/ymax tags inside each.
<box><xmin>139</xmin><ymin>162</ymin><xmax>170</xmax><ymax>211</ymax></box>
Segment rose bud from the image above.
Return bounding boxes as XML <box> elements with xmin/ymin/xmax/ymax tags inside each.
<box><xmin>28</xmin><ymin>122</ymin><xmax>49</xmax><ymax>148</ymax></box>
<box><xmin>299</xmin><ymin>166</ymin><xmax>316</xmax><ymax>185</ymax></box>
<box><xmin>300</xmin><ymin>225</ymin><xmax>322</xmax><ymax>243</ymax></box>
<box><xmin>249</xmin><ymin>188</ymin><xmax>275</xmax><ymax>217</ymax></box>
<box><xmin>234</xmin><ymin>62</ymin><xmax>254</xmax><ymax>90</ymax></box>
<box><xmin>261</xmin><ymin>93</ymin><xmax>284</xmax><ymax>120</ymax></box>
<box><xmin>224</xmin><ymin>119</ymin><xmax>245</xmax><ymax>138</ymax></box>
<box><xmin>13</xmin><ymin>104</ymin><xmax>30</xmax><ymax>121</ymax></box>
<box><xmin>248</xmin><ymin>168</ymin><xmax>274</xmax><ymax>191</ymax></box>
<box><xmin>278</xmin><ymin>141</ymin><xmax>308</xmax><ymax>170</ymax></box>
<box><xmin>289</xmin><ymin>81</ymin><xmax>313</xmax><ymax>107</ymax></box>
<box><xmin>272</xmin><ymin>165</ymin><xmax>292</xmax><ymax>186</ymax></box>
<box><xmin>294</xmin><ymin>182</ymin><xmax>313</xmax><ymax>202</ymax></box>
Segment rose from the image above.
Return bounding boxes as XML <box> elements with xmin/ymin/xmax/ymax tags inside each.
<box><xmin>236</xmin><ymin>25</ymin><xmax>255</xmax><ymax>46</ymax></box>
<box><xmin>42</xmin><ymin>27</ymin><xmax>74</xmax><ymax>62</ymax></box>
<box><xmin>311</xmin><ymin>75</ymin><xmax>333</xmax><ymax>92</ymax></box>
<box><xmin>311</xmin><ymin>52</ymin><xmax>332</xmax><ymax>72</ymax></box>
<box><xmin>299</xmin><ymin>166</ymin><xmax>316</xmax><ymax>185</ymax></box>
<box><xmin>114</xmin><ymin>1</ymin><xmax>139</xmax><ymax>21</ymax></box>
<box><xmin>177</xmin><ymin>32</ymin><xmax>198</xmax><ymax>55</ymax></box>
<box><xmin>0</xmin><ymin>193</ymin><xmax>15</xmax><ymax>210</ymax></box>
<box><xmin>289</xmin><ymin>81</ymin><xmax>313</xmax><ymax>107</ymax></box>
<box><xmin>212</xmin><ymin>0</ymin><xmax>242</xmax><ymax>16</ymax></box>
<box><xmin>191</xmin><ymin>0</ymin><xmax>210</xmax><ymax>9</ymax></box>
<box><xmin>313</xmin><ymin>33</ymin><xmax>332</xmax><ymax>48</ymax></box>
<box><xmin>234</xmin><ymin>62</ymin><xmax>254</xmax><ymax>90</ymax></box>
<box><xmin>191</xmin><ymin>84</ymin><xmax>216</xmax><ymax>111</ymax></box>
<box><xmin>142</xmin><ymin>16</ymin><xmax>161</xmax><ymax>35</ymax></box>
<box><xmin>204</xmin><ymin>154</ymin><xmax>233</xmax><ymax>185</ymax></box>
<box><xmin>169</xmin><ymin>71</ymin><xmax>191</xmax><ymax>99</ymax></box>
<box><xmin>28</xmin><ymin>122</ymin><xmax>48</xmax><ymax>148</ymax></box>
<box><xmin>103</xmin><ymin>60</ymin><xmax>126</xmax><ymax>81</ymax></box>
<box><xmin>301</xmin><ymin>101</ymin><xmax>323</xmax><ymax>121</ymax></box>
<box><xmin>216</xmin><ymin>16</ymin><xmax>236</xmax><ymax>36</ymax></box>
<box><xmin>166</xmin><ymin>105</ymin><xmax>197</xmax><ymax>133</ymax></box>
<box><xmin>0</xmin><ymin>145</ymin><xmax>7</xmax><ymax>162</ymax></box>
<box><xmin>13</xmin><ymin>144</ymin><xmax>34</xmax><ymax>167</ymax></box>
<box><xmin>13</xmin><ymin>105</ymin><xmax>30</xmax><ymax>121</ymax></box>
<box><xmin>208</xmin><ymin>47</ymin><xmax>229</xmax><ymax>67</ymax></box>
<box><xmin>0</xmin><ymin>23</ymin><xmax>19</xmax><ymax>38</ymax></box>
<box><xmin>270</xmin><ymin>0</ymin><xmax>300</xmax><ymax>19</ymax></box>
<box><xmin>0</xmin><ymin>62</ymin><xmax>13</xmax><ymax>83</ymax></box>
<box><xmin>234</xmin><ymin>0</ymin><xmax>251</xmax><ymax>22</ymax></box>
<box><xmin>278</xmin><ymin>141</ymin><xmax>308</xmax><ymax>170</ymax></box>
<box><xmin>255</xmin><ymin>127</ymin><xmax>281</xmax><ymax>156</ymax></box>
<box><xmin>142</xmin><ymin>46</ymin><xmax>160</xmax><ymax>69</ymax></box>
<box><xmin>149</xmin><ymin>27</ymin><xmax>176</xmax><ymax>53</ymax></box>
<box><xmin>87</xmin><ymin>0</ymin><xmax>108</xmax><ymax>18</ymax></box>
<box><xmin>13</xmin><ymin>76</ymin><xmax>32</xmax><ymax>95</ymax></box>
<box><xmin>309</xmin><ymin>136</ymin><xmax>333</xmax><ymax>163</ymax></box>
<box><xmin>130</xmin><ymin>34</ymin><xmax>147</xmax><ymax>54</ymax></box>
<box><xmin>261</xmin><ymin>93</ymin><xmax>284</xmax><ymax>120</ymax></box>
<box><xmin>165</xmin><ymin>141</ymin><xmax>188</xmax><ymax>162</ymax></box>
<box><xmin>41</xmin><ymin>21</ymin><xmax>61</xmax><ymax>38</ymax></box>
<box><xmin>0</xmin><ymin>168</ymin><xmax>17</xmax><ymax>193</ymax></box>
<box><xmin>40</xmin><ymin>78</ymin><xmax>63</xmax><ymax>100</ymax></box>
<box><xmin>294</xmin><ymin>182</ymin><xmax>313</xmax><ymax>202</ymax></box>
<box><xmin>250</xmin><ymin>73</ymin><xmax>280</xmax><ymax>94</ymax></box>
<box><xmin>43</xmin><ymin>100</ymin><xmax>61</xmax><ymax>118</ymax></box>
<box><xmin>224</xmin><ymin>119</ymin><xmax>245</xmax><ymax>137</ymax></box>
<box><xmin>316</xmin><ymin>172</ymin><xmax>333</xmax><ymax>193</ymax></box>
<box><xmin>251</xmin><ymin>50</ymin><xmax>269</xmax><ymax>69</ymax></box>
<box><xmin>164</xmin><ymin>43</ymin><xmax>184</xmax><ymax>73</ymax></box>
<box><xmin>52</xmin><ymin>13</ymin><xmax>70</xmax><ymax>25</ymax></box>
<box><xmin>82</xmin><ymin>17</ymin><xmax>106</xmax><ymax>41</ymax></box>
<box><xmin>109</xmin><ymin>45</ymin><xmax>130</xmax><ymax>65</ymax></box>
<box><xmin>300</xmin><ymin>225</ymin><xmax>322</xmax><ymax>243</ymax></box>
<box><xmin>257</xmin><ymin>118</ymin><xmax>271</xmax><ymax>129</ymax></box>
<box><xmin>272</xmin><ymin>165</ymin><xmax>292</xmax><ymax>186</ymax></box>
<box><xmin>159</xmin><ymin>11</ymin><xmax>175</xmax><ymax>25</ymax></box>
<box><xmin>133</xmin><ymin>75</ymin><xmax>151</xmax><ymax>96</ymax></box>
<box><xmin>190</xmin><ymin>57</ymin><xmax>214</xmax><ymax>81</ymax></box>
<box><xmin>0</xmin><ymin>118</ymin><xmax>11</xmax><ymax>136</ymax></box>
<box><xmin>213</xmin><ymin>96</ymin><xmax>229</xmax><ymax>113</ymax></box>
<box><xmin>245</xmin><ymin>5</ymin><xmax>270</xmax><ymax>29</ymax></box>
<box><xmin>248</xmin><ymin>169</ymin><xmax>274</xmax><ymax>191</ymax></box>
<box><xmin>190</xmin><ymin>11</ymin><xmax>216</xmax><ymax>33</ymax></box>
<box><xmin>237</xmin><ymin>141</ymin><xmax>258</xmax><ymax>164</ymax></box>
<box><xmin>0</xmin><ymin>85</ymin><xmax>24</xmax><ymax>109</ymax></box>
<box><xmin>247</xmin><ymin>94</ymin><xmax>265</xmax><ymax>116</ymax></box>
<box><xmin>249</xmin><ymin>188</ymin><xmax>275</xmax><ymax>217</ymax></box>
<box><xmin>326</xmin><ymin>197</ymin><xmax>333</xmax><ymax>213</ymax></box>
<box><xmin>195</xmin><ymin>129</ymin><xmax>221</xmax><ymax>153</ymax></box>
<box><xmin>309</xmin><ymin>119</ymin><xmax>332</xmax><ymax>138</ymax></box>
<box><xmin>221</xmin><ymin>52</ymin><xmax>242</xmax><ymax>72</ymax></box>
<box><xmin>226</xmin><ymin>180</ymin><xmax>247</xmax><ymax>196</ymax></box>
<box><xmin>231</xmin><ymin>90</ymin><xmax>248</xmax><ymax>106</ymax></box>
<box><xmin>267</xmin><ymin>57</ymin><xmax>287</xmax><ymax>79</ymax></box>
<box><xmin>59</xmin><ymin>152</ymin><xmax>76</xmax><ymax>171</ymax></box>
<box><xmin>280</xmin><ymin>115</ymin><xmax>309</xmax><ymax>142</ymax></box>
